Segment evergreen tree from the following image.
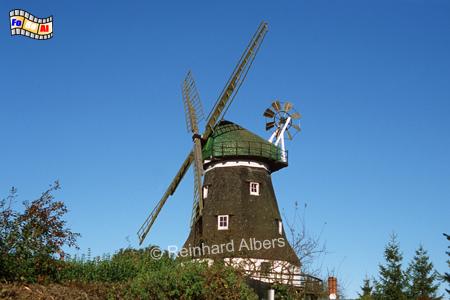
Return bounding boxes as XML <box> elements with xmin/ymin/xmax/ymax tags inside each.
<box><xmin>358</xmin><ymin>277</ymin><xmax>374</xmax><ymax>300</ymax></box>
<box><xmin>406</xmin><ymin>245</ymin><xmax>441</xmax><ymax>300</ymax></box>
<box><xmin>374</xmin><ymin>234</ymin><xmax>407</xmax><ymax>300</ymax></box>
<box><xmin>443</xmin><ymin>233</ymin><xmax>449</xmax><ymax>295</ymax></box>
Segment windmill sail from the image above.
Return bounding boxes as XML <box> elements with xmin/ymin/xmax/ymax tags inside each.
<box><xmin>137</xmin><ymin>22</ymin><xmax>269</xmax><ymax>245</ymax></box>
<box><xmin>182</xmin><ymin>71</ymin><xmax>204</xmax><ymax>132</ymax></box>
<box><xmin>191</xmin><ymin>138</ymin><xmax>203</xmax><ymax>224</ymax></box>
<box><xmin>137</xmin><ymin>151</ymin><xmax>194</xmax><ymax>245</ymax></box>
<box><xmin>204</xmin><ymin>22</ymin><xmax>268</xmax><ymax>138</ymax></box>
<box><xmin>182</xmin><ymin>71</ymin><xmax>204</xmax><ymax>225</ymax></box>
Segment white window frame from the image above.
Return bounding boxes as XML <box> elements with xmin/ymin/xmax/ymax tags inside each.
<box><xmin>217</xmin><ymin>215</ymin><xmax>229</xmax><ymax>230</ymax></box>
<box><xmin>203</xmin><ymin>185</ymin><xmax>209</xmax><ymax>199</ymax></box>
<box><xmin>278</xmin><ymin>220</ymin><xmax>283</xmax><ymax>235</ymax></box>
<box><xmin>249</xmin><ymin>182</ymin><xmax>260</xmax><ymax>196</ymax></box>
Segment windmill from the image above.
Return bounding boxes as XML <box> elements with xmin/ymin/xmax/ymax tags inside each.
<box><xmin>137</xmin><ymin>22</ymin><xmax>269</xmax><ymax>244</ymax></box>
<box><xmin>137</xmin><ymin>22</ymin><xmax>324</xmax><ymax>297</ymax></box>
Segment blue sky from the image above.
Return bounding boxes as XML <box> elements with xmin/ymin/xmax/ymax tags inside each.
<box><xmin>1</xmin><ymin>0</ymin><xmax>449</xmax><ymax>297</ymax></box>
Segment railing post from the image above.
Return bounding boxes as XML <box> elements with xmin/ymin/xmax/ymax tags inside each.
<box><xmin>267</xmin><ymin>289</ymin><xmax>275</xmax><ymax>300</ymax></box>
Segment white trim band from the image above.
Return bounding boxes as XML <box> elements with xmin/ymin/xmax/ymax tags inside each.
<box><xmin>204</xmin><ymin>160</ymin><xmax>269</xmax><ymax>173</ymax></box>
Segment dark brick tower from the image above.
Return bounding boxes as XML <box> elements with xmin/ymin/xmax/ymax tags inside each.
<box><xmin>183</xmin><ymin>120</ymin><xmax>300</xmax><ymax>278</ymax></box>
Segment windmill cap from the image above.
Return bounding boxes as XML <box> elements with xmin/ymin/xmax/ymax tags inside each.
<box><xmin>202</xmin><ymin>120</ymin><xmax>288</xmax><ymax>172</ymax></box>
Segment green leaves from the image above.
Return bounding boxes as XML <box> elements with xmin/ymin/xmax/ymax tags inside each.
<box><xmin>57</xmin><ymin>248</ymin><xmax>258</xmax><ymax>299</ymax></box>
<box><xmin>129</xmin><ymin>258</ymin><xmax>257</xmax><ymax>299</ymax></box>
<box><xmin>0</xmin><ymin>182</ymin><xmax>80</xmax><ymax>283</ymax></box>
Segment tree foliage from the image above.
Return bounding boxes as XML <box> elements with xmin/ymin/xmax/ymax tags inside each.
<box><xmin>373</xmin><ymin>234</ymin><xmax>407</xmax><ymax>300</ymax></box>
<box><xmin>361</xmin><ymin>235</ymin><xmax>443</xmax><ymax>300</ymax></box>
<box><xmin>406</xmin><ymin>245</ymin><xmax>441</xmax><ymax>299</ymax></box>
<box><xmin>60</xmin><ymin>248</ymin><xmax>257</xmax><ymax>299</ymax></box>
<box><xmin>358</xmin><ymin>277</ymin><xmax>374</xmax><ymax>300</ymax></box>
<box><xmin>443</xmin><ymin>233</ymin><xmax>450</xmax><ymax>295</ymax></box>
<box><xmin>0</xmin><ymin>182</ymin><xmax>80</xmax><ymax>282</ymax></box>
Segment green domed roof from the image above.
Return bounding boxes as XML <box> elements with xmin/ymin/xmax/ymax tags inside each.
<box><xmin>202</xmin><ymin>120</ymin><xmax>288</xmax><ymax>172</ymax></box>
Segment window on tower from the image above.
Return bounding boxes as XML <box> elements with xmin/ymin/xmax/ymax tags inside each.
<box><xmin>278</xmin><ymin>220</ymin><xmax>283</xmax><ymax>235</ymax></box>
<box><xmin>249</xmin><ymin>182</ymin><xmax>260</xmax><ymax>196</ymax></box>
<box><xmin>217</xmin><ymin>215</ymin><xmax>229</xmax><ymax>230</ymax></box>
<box><xmin>203</xmin><ymin>185</ymin><xmax>209</xmax><ymax>199</ymax></box>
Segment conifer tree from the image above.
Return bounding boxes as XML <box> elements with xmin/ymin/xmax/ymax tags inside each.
<box><xmin>406</xmin><ymin>245</ymin><xmax>441</xmax><ymax>300</ymax></box>
<box><xmin>443</xmin><ymin>233</ymin><xmax>449</xmax><ymax>295</ymax></box>
<box><xmin>374</xmin><ymin>234</ymin><xmax>407</xmax><ymax>300</ymax></box>
<box><xmin>358</xmin><ymin>277</ymin><xmax>374</xmax><ymax>300</ymax></box>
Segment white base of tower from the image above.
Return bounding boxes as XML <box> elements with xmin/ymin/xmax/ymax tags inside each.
<box><xmin>224</xmin><ymin>257</ymin><xmax>302</xmax><ymax>286</ymax></box>
<box><xmin>195</xmin><ymin>257</ymin><xmax>303</xmax><ymax>287</ymax></box>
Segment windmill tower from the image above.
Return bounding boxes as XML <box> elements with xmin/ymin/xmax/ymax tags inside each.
<box><xmin>137</xmin><ymin>22</ymin><xmax>321</xmax><ymax>295</ymax></box>
<box><xmin>182</xmin><ymin>101</ymin><xmax>302</xmax><ymax>284</ymax></box>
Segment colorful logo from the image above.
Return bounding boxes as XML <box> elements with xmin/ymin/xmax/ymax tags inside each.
<box><xmin>10</xmin><ymin>9</ymin><xmax>53</xmax><ymax>40</ymax></box>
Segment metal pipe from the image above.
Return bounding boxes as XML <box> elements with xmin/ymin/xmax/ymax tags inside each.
<box><xmin>267</xmin><ymin>289</ymin><xmax>275</xmax><ymax>300</ymax></box>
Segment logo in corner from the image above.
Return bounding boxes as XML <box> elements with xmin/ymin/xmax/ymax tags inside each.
<box><xmin>10</xmin><ymin>9</ymin><xmax>53</xmax><ymax>40</ymax></box>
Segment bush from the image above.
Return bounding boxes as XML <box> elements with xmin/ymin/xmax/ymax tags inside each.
<box><xmin>0</xmin><ymin>182</ymin><xmax>79</xmax><ymax>283</ymax></box>
<box><xmin>129</xmin><ymin>259</ymin><xmax>257</xmax><ymax>299</ymax></box>
<box><xmin>59</xmin><ymin>247</ymin><xmax>171</xmax><ymax>283</ymax></box>
<box><xmin>1</xmin><ymin>184</ymin><xmax>257</xmax><ymax>298</ymax></box>
<box><xmin>59</xmin><ymin>248</ymin><xmax>257</xmax><ymax>299</ymax></box>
